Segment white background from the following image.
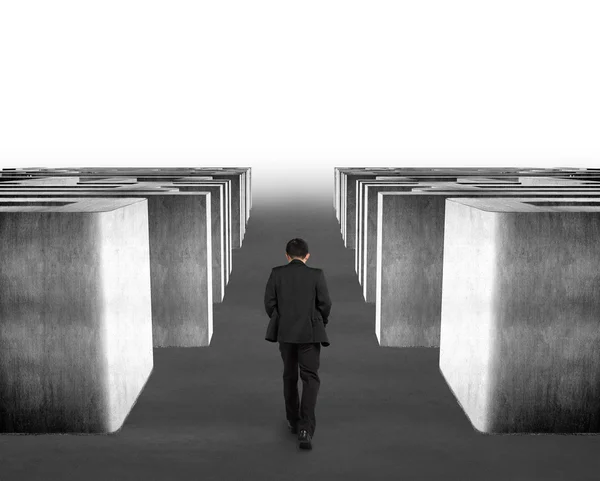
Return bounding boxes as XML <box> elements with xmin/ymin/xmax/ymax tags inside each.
<box><xmin>1</xmin><ymin>1</ymin><xmax>599</xmax><ymax>201</ymax></box>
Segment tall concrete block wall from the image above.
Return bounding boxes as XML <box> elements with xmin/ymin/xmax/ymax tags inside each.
<box><xmin>0</xmin><ymin>190</ymin><xmax>216</xmax><ymax>348</ymax></box>
<box><xmin>438</xmin><ymin>199</ymin><xmax>499</xmax><ymax>432</ymax></box>
<box><xmin>0</xmin><ymin>198</ymin><xmax>153</xmax><ymax>433</ymax></box>
<box><xmin>173</xmin><ymin>182</ymin><xmax>232</xmax><ymax>277</ymax></box>
<box><xmin>333</xmin><ymin>167</ymin><xmax>597</xmax><ymax>235</ymax></box>
<box><xmin>157</xmin><ymin>183</ymin><xmax>225</xmax><ymax>302</ymax></box>
<box><xmin>0</xmin><ymin>167</ymin><xmax>249</xmax><ymax>250</ymax></box>
<box><xmin>372</xmin><ymin>188</ymin><xmax>600</xmax><ymax>347</ymax></box>
<box><xmin>375</xmin><ymin>193</ymin><xmax>446</xmax><ymax>347</ymax></box>
<box><xmin>362</xmin><ymin>184</ymin><xmax>421</xmax><ymax>301</ymax></box>
<box><xmin>175</xmin><ymin>174</ymin><xmax>244</xmax><ymax>249</ymax></box>
<box><xmin>440</xmin><ymin>198</ymin><xmax>600</xmax><ymax>433</ymax></box>
<box><xmin>147</xmin><ymin>194</ymin><xmax>213</xmax><ymax>347</ymax></box>
<box><xmin>357</xmin><ymin>181</ymin><xmax>427</xmax><ymax>295</ymax></box>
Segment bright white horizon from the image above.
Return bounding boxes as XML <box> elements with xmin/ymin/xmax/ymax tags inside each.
<box><xmin>1</xmin><ymin>1</ymin><xmax>599</xmax><ymax>200</ymax></box>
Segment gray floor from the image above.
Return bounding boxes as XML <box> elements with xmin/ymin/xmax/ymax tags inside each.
<box><xmin>1</xmin><ymin>197</ymin><xmax>599</xmax><ymax>481</ymax></box>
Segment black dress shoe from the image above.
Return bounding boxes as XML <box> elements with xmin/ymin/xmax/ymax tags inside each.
<box><xmin>298</xmin><ymin>429</ymin><xmax>312</xmax><ymax>450</ymax></box>
<box><xmin>287</xmin><ymin>421</ymin><xmax>298</xmax><ymax>434</ymax></box>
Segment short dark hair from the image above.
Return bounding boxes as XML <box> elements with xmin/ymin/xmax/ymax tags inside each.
<box><xmin>286</xmin><ymin>238</ymin><xmax>309</xmax><ymax>258</ymax></box>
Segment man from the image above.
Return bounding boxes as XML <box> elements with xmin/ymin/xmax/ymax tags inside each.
<box><xmin>264</xmin><ymin>238</ymin><xmax>332</xmax><ymax>450</ymax></box>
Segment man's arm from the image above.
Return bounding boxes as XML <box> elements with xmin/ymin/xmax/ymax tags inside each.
<box><xmin>264</xmin><ymin>269</ymin><xmax>277</xmax><ymax>318</ymax></box>
<box><xmin>316</xmin><ymin>269</ymin><xmax>332</xmax><ymax>323</ymax></box>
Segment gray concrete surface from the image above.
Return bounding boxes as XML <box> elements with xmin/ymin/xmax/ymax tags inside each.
<box><xmin>173</xmin><ymin>170</ymin><xmax>249</xmax><ymax>247</ymax></box>
<box><xmin>374</xmin><ymin>189</ymin><xmax>600</xmax><ymax>347</ymax></box>
<box><xmin>170</xmin><ymin>181</ymin><xmax>232</xmax><ymax>278</ymax></box>
<box><xmin>440</xmin><ymin>198</ymin><xmax>600</xmax><ymax>433</ymax></box>
<box><xmin>355</xmin><ymin>180</ymin><xmax>422</xmax><ymax>279</ymax></box>
<box><xmin>158</xmin><ymin>183</ymin><xmax>226</xmax><ymax>302</ymax></box>
<box><xmin>359</xmin><ymin>182</ymin><xmax>426</xmax><ymax>301</ymax></box>
<box><xmin>0</xmin><ymin>198</ymin><xmax>153</xmax><ymax>434</ymax></box>
<box><xmin>0</xmin><ymin>190</ymin><xmax>215</xmax><ymax>347</ymax></box>
<box><xmin>333</xmin><ymin>167</ymin><xmax>597</xmax><ymax>241</ymax></box>
<box><xmin>0</xmin><ymin>168</ymin><xmax>250</xmax><ymax>250</ymax></box>
<box><xmin>376</xmin><ymin>193</ymin><xmax>446</xmax><ymax>347</ymax></box>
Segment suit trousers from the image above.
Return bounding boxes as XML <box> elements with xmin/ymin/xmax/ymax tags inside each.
<box><xmin>278</xmin><ymin>342</ymin><xmax>321</xmax><ymax>437</ymax></box>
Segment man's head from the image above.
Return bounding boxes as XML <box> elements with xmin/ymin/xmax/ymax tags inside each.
<box><xmin>285</xmin><ymin>238</ymin><xmax>310</xmax><ymax>263</ymax></box>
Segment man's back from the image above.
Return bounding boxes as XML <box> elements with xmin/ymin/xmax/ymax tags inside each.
<box><xmin>264</xmin><ymin>259</ymin><xmax>332</xmax><ymax>345</ymax></box>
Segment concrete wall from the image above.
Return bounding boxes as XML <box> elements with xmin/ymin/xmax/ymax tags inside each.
<box><xmin>183</xmin><ymin>184</ymin><xmax>224</xmax><ymax>302</ymax></box>
<box><xmin>440</xmin><ymin>198</ymin><xmax>600</xmax><ymax>433</ymax></box>
<box><xmin>144</xmin><ymin>179</ymin><xmax>232</xmax><ymax>279</ymax></box>
<box><xmin>147</xmin><ymin>194</ymin><xmax>213</xmax><ymax>347</ymax></box>
<box><xmin>438</xmin><ymin>200</ymin><xmax>499</xmax><ymax>432</ymax></box>
<box><xmin>173</xmin><ymin>182</ymin><xmax>232</xmax><ymax>276</ymax></box>
<box><xmin>372</xmin><ymin>188</ymin><xmax>600</xmax><ymax>346</ymax></box>
<box><xmin>355</xmin><ymin>180</ymin><xmax>422</xmax><ymax>277</ymax></box>
<box><xmin>0</xmin><ymin>168</ymin><xmax>248</xmax><ymax>250</ymax></box>
<box><xmin>375</xmin><ymin>193</ymin><xmax>446</xmax><ymax>347</ymax></box>
<box><xmin>177</xmin><ymin>174</ymin><xmax>243</xmax><ymax>249</ymax></box>
<box><xmin>358</xmin><ymin>182</ymin><xmax>422</xmax><ymax>300</ymax></box>
<box><xmin>0</xmin><ymin>176</ymin><xmax>81</xmax><ymax>185</ymax></box>
<box><xmin>158</xmin><ymin>184</ymin><xmax>225</xmax><ymax>302</ymax></box>
<box><xmin>343</xmin><ymin>173</ymin><xmax>378</xmax><ymax>248</ymax></box>
<box><xmin>0</xmin><ymin>198</ymin><xmax>153</xmax><ymax>433</ymax></box>
<box><xmin>0</xmin><ymin>190</ymin><xmax>215</xmax><ymax>348</ymax></box>
<box><xmin>333</xmin><ymin>167</ymin><xmax>597</xmax><ymax>234</ymax></box>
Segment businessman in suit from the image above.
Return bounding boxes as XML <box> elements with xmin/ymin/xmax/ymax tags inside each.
<box><xmin>264</xmin><ymin>238</ymin><xmax>332</xmax><ymax>450</ymax></box>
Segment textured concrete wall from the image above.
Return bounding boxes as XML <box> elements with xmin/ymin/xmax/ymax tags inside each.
<box><xmin>337</xmin><ymin>169</ymin><xmax>403</xmax><ymax>243</ymax></box>
<box><xmin>171</xmin><ymin>184</ymin><xmax>224</xmax><ymax>302</ymax></box>
<box><xmin>0</xmin><ymin>184</ymin><xmax>182</xmax><ymax>193</ymax></box>
<box><xmin>98</xmin><ymin>202</ymin><xmax>154</xmax><ymax>432</ymax></box>
<box><xmin>362</xmin><ymin>184</ymin><xmax>427</xmax><ymax>302</ymax></box>
<box><xmin>456</xmin><ymin>176</ymin><xmax>521</xmax><ymax>184</ymax></box>
<box><xmin>517</xmin><ymin>177</ymin><xmax>589</xmax><ymax>186</ymax></box>
<box><xmin>0</xmin><ymin>168</ymin><xmax>247</xmax><ymax>249</ymax></box>
<box><xmin>0</xmin><ymin>198</ymin><xmax>153</xmax><ymax>433</ymax></box>
<box><xmin>1</xmin><ymin>176</ymin><xmax>81</xmax><ymax>185</ymax></box>
<box><xmin>343</xmin><ymin>174</ymin><xmax>378</xmax><ymax>248</ymax></box>
<box><xmin>332</xmin><ymin>167</ymin><xmax>599</xmax><ymax>231</ymax></box>
<box><xmin>334</xmin><ymin>168</ymin><xmax>339</xmax><ymax>213</ymax></box>
<box><xmin>192</xmin><ymin>181</ymin><xmax>231</xmax><ymax>279</ymax></box>
<box><xmin>341</xmin><ymin>172</ymin><xmax>346</xmax><ymax>238</ymax></box>
<box><xmin>148</xmin><ymin>179</ymin><xmax>232</xmax><ymax>279</ymax></box>
<box><xmin>438</xmin><ymin>200</ymin><xmax>498</xmax><ymax>432</ymax></box>
<box><xmin>179</xmin><ymin>168</ymin><xmax>249</xmax><ymax>231</ymax></box>
<box><xmin>0</xmin><ymin>182</ymin><xmax>223</xmax><ymax>268</ymax></box>
<box><xmin>177</xmin><ymin>174</ymin><xmax>243</xmax><ymax>249</ymax></box>
<box><xmin>7</xmin><ymin>176</ymin><xmax>79</xmax><ymax>186</ymax></box>
<box><xmin>30</xmin><ymin>169</ymin><xmax>244</xmax><ymax>254</ymax></box>
<box><xmin>359</xmin><ymin>182</ymin><xmax>421</xmax><ymax>300</ymax></box>
<box><xmin>440</xmin><ymin>198</ymin><xmax>600</xmax><ymax>433</ymax></box>
<box><xmin>173</xmin><ymin>182</ymin><xmax>232</xmax><ymax>277</ymax></box>
<box><xmin>196</xmin><ymin>184</ymin><xmax>225</xmax><ymax>301</ymax></box>
<box><xmin>247</xmin><ymin>168</ymin><xmax>251</xmax><ymax>216</ymax></box>
<box><xmin>372</xmin><ymin>189</ymin><xmax>600</xmax><ymax>346</ymax></box>
<box><xmin>78</xmin><ymin>176</ymin><xmax>139</xmax><ymax>183</ymax></box>
<box><xmin>334</xmin><ymin>167</ymin><xmax>345</xmax><ymax>221</ymax></box>
<box><xmin>355</xmin><ymin>180</ymin><xmax>422</xmax><ymax>276</ymax></box>
<box><xmin>240</xmin><ymin>172</ymin><xmax>246</xmax><ymax>234</ymax></box>
<box><xmin>0</xmin><ymin>184</ymin><xmax>124</xmax><ymax>190</ymax></box>
<box><xmin>0</xmin><ymin>190</ymin><xmax>215</xmax><ymax>347</ymax></box>
<box><xmin>375</xmin><ymin>193</ymin><xmax>446</xmax><ymax>347</ymax></box>
<box><xmin>208</xmin><ymin>171</ymin><xmax>245</xmax><ymax>247</ymax></box>
<box><xmin>147</xmin><ymin>194</ymin><xmax>213</xmax><ymax>347</ymax></box>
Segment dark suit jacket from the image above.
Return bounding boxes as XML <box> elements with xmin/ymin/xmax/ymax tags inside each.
<box><xmin>264</xmin><ymin>259</ymin><xmax>332</xmax><ymax>347</ymax></box>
